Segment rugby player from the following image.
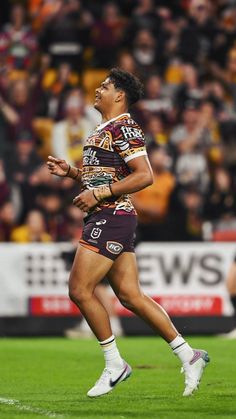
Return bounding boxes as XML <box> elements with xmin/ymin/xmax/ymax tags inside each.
<box><xmin>47</xmin><ymin>68</ymin><xmax>209</xmax><ymax>397</ymax></box>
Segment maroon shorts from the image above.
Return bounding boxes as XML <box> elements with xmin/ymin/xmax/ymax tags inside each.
<box><xmin>79</xmin><ymin>209</ymin><xmax>137</xmax><ymax>261</ymax></box>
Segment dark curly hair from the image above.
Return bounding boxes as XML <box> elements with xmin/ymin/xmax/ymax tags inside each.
<box><xmin>108</xmin><ymin>68</ymin><xmax>144</xmax><ymax>107</ymax></box>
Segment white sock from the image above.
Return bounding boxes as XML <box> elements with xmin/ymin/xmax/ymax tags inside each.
<box><xmin>99</xmin><ymin>335</ymin><xmax>124</xmax><ymax>370</ymax></box>
<box><xmin>169</xmin><ymin>335</ymin><xmax>194</xmax><ymax>364</ymax></box>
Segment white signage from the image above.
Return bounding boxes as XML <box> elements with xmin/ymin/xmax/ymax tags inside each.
<box><xmin>0</xmin><ymin>243</ymin><xmax>235</xmax><ymax>316</ymax></box>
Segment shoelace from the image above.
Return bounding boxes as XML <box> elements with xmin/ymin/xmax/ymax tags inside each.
<box><xmin>95</xmin><ymin>368</ymin><xmax>111</xmax><ymax>386</ymax></box>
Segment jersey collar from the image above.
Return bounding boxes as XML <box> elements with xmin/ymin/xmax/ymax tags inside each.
<box><xmin>95</xmin><ymin>113</ymin><xmax>130</xmax><ymax>131</ymax></box>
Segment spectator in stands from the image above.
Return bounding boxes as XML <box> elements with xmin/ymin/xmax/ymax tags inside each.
<box><xmin>4</xmin><ymin>130</ymin><xmax>42</xmax><ymax>183</ymax></box>
<box><xmin>52</xmin><ymin>89</ymin><xmax>98</xmax><ymax>167</ymax></box>
<box><xmin>133</xmin><ymin>146</ymin><xmax>175</xmax><ymax>241</ymax></box>
<box><xmin>0</xmin><ymin>101</ymin><xmax>8</xmax><ymax>157</ymax></box>
<box><xmin>199</xmin><ymin>99</ymin><xmax>223</xmax><ymax>165</ymax></box>
<box><xmin>36</xmin><ymin>189</ymin><xmax>67</xmax><ymax>241</ymax></box>
<box><xmin>210</xmin><ymin>6</ymin><xmax>236</xmax><ymax>79</ymax></box>
<box><xmin>91</xmin><ymin>2</ymin><xmax>126</xmax><ymax>68</ymax></box>
<box><xmin>4</xmin><ymin>130</ymin><xmax>43</xmax><ymax>221</ymax></box>
<box><xmin>11</xmin><ymin>209</ymin><xmax>52</xmax><ymax>242</ymax></box>
<box><xmin>0</xmin><ymin>200</ymin><xmax>16</xmax><ymax>242</ymax></box>
<box><xmin>132</xmin><ymin>28</ymin><xmax>158</xmax><ymax>77</ymax></box>
<box><xmin>174</xmin><ymin>63</ymin><xmax>203</xmax><ymax>114</ymax></box>
<box><xmin>145</xmin><ymin>113</ymin><xmax>169</xmax><ymax>148</ymax></box>
<box><xmin>116</xmin><ymin>50</ymin><xmax>140</xmax><ymax>77</ymax></box>
<box><xmin>170</xmin><ymin>99</ymin><xmax>210</xmax><ymax>192</ymax></box>
<box><xmin>203</xmin><ymin>166</ymin><xmax>236</xmax><ymax>226</ymax></box>
<box><xmin>0</xmin><ymin>160</ymin><xmax>9</xmax><ymax>206</ymax></box>
<box><xmin>178</xmin><ymin>0</ymin><xmax>218</xmax><ymax>66</ymax></box>
<box><xmin>29</xmin><ymin>0</ymin><xmax>63</xmax><ymax>32</ymax></box>
<box><xmin>202</xmin><ymin>78</ymin><xmax>233</xmax><ymax>120</ymax></box>
<box><xmin>39</xmin><ymin>0</ymin><xmax>91</xmax><ymax>70</ymax></box>
<box><xmin>0</xmin><ymin>77</ymin><xmax>42</xmax><ymax>143</ymax></box>
<box><xmin>0</xmin><ymin>3</ymin><xmax>37</xmax><ymax>72</ymax></box>
<box><xmin>38</xmin><ymin>62</ymin><xmax>79</xmax><ymax>120</ymax></box>
<box><xmin>210</xmin><ymin>46</ymin><xmax>236</xmax><ymax>116</ymax></box>
<box><xmin>168</xmin><ymin>183</ymin><xmax>204</xmax><ymax>241</ymax></box>
<box><xmin>128</xmin><ymin>0</ymin><xmax>160</xmax><ymax>36</ymax></box>
<box><xmin>156</xmin><ymin>7</ymin><xmax>182</xmax><ymax>75</ymax></box>
<box><xmin>225</xmin><ymin>47</ymin><xmax>236</xmax><ymax>113</ymax></box>
<box><xmin>137</xmin><ymin>74</ymin><xmax>173</xmax><ymax>121</ymax></box>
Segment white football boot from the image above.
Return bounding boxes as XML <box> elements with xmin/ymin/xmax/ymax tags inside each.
<box><xmin>181</xmin><ymin>349</ymin><xmax>210</xmax><ymax>396</ymax></box>
<box><xmin>87</xmin><ymin>361</ymin><xmax>132</xmax><ymax>397</ymax></box>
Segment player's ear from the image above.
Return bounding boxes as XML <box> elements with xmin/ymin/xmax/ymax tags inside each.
<box><xmin>115</xmin><ymin>90</ymin><xmax>125</xmax><ymax>103</ymax></box>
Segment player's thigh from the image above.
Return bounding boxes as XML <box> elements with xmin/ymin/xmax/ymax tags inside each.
<box><xmin>107</xmin><ymin>252</ymin><xmax>142</xmax><ymax>300</ymax></box>
<box><xmin>69</xmin><ymin>245</ymin><xmax>113</xmax><ymax>292</ymax></box>
<box><xmin>226</xmin><ymin>262</ymin><xmax>236</xmax><ymax>294</ymax></box>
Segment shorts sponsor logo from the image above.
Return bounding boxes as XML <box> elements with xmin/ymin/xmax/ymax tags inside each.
<box><xmin>91</xmin><ymin>228</ymin><xmax>102</xmax><ymax>239</ymax></box>
<box><xmin>96</xmin><ymin>219</ymin><xmax>107</xmax><ymax>225</ymax></box>
<box><xmin>106</xmin><ymin>241</ymin><xmax>123</xmax><ymax>255</ymax></box>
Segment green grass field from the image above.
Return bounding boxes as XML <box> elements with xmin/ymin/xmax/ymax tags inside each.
<box><xmin>0</xmin><ymin>337</ymin><xmax>235</xmax><ymax>419</ymax></box>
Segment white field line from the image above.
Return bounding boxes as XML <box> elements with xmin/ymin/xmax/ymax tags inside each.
<box><xmin>0</xmin><ymin>397</ymin><xmax>65</xmax><ymax>418</ymax></box>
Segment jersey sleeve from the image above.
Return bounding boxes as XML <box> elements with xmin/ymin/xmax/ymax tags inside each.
<box><xmin>112</xmin><ymin>120</ymin><xmax>147</xmax><ymax>163</ymax></box>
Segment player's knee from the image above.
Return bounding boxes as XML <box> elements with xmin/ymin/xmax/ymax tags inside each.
<box><xmin>119</xmin><ymin>292</ymin><xmax>144</xmax><ymax>311</ymax></box>
<box><xmin>68</xmin><ymin>286</ymin><xmax>91</xmax><ymax>306</ymax></box>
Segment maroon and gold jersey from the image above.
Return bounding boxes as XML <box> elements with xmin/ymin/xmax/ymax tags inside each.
<box><xmin>81</xmin><ymin>113</ymin><xmax>147</xmax><ymax>215</ymax></box>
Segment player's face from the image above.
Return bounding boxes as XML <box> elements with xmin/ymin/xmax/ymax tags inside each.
<box><xmin>94</xmin><ymin>78</ymin><xmax>119</xmax><ymax>113</ymax></box>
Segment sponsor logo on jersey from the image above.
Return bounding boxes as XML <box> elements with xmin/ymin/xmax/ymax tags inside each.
<box><xmin>91</xmin><ymin>227</ymin><xmax>102</xmax><ymax>239</ymax></box>
<box><xmin>83</xmin><ymin>147</ymin><xmax>100</xmax><ymax>165</ymax></box>
<box><xmin>120</xmin><ymin>126</ymin><xmax>143</xmax><ymax>139</ymax></box>
<box><xmin>106</xmin><ymin>241</ymin><xmax>123</xmax><ymax>255</ymax></box>
<box><xmin>96</xmin><ymin>219</ymin><xmax>107</xmax><ymax>225</ymax></box>
<box><xmin>115</xmin><ymin>138</ymin><xmax>129</xmax><ymax>151</ymax></box>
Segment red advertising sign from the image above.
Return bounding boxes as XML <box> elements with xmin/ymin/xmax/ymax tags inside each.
<box><xmin>30</xmin><ymin>297</ymin><xmax>80</xmax><ymax>316</ymax></box>
<box><xmin>29</xmin><ymin>295</ymin><xmax>222</xmax><ymax>317</ymax></box>
<box><xmin>114</xmin><ymin>295</ymin><xmax>223</xmax><ymax>317</ymax></box>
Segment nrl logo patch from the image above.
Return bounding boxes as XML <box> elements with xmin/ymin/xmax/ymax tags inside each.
<box><xmin>106</xmin><ymin>241</ymin><xmax>123</xmax><ymax>255</ymax></box>
<box><xmin>91</xmin><ymin>227</ymin><xmax>102</xmax><ymax>239</ymax></box>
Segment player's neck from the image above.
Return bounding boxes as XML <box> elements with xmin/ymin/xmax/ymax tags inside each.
<box><xmin>101</xmin><ymin>108</ymin><xmax>128</xmax><ymax>123</ymax></box>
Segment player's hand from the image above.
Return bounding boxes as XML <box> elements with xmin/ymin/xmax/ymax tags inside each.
<box><xmin>47</xmin><ymin>155</ymin><xmax>69</xmax><ymax>177</ymax></box>
<box><xmin>73</xmin><ymin>190</ymin><xmax>98</xmax><ymax>212</ymax></box>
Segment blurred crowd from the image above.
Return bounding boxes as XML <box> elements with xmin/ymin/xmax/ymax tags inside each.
<box><xmin>1</xmin><ymin>0</ymin><xmax>236</xmax><ymax>243</ymax></box>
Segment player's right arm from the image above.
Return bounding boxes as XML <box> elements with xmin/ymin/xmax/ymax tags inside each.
<box><xmin>47</xmin><ymin>155</ymin><xmax>81</xmax><ymax>180</ymax></box>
